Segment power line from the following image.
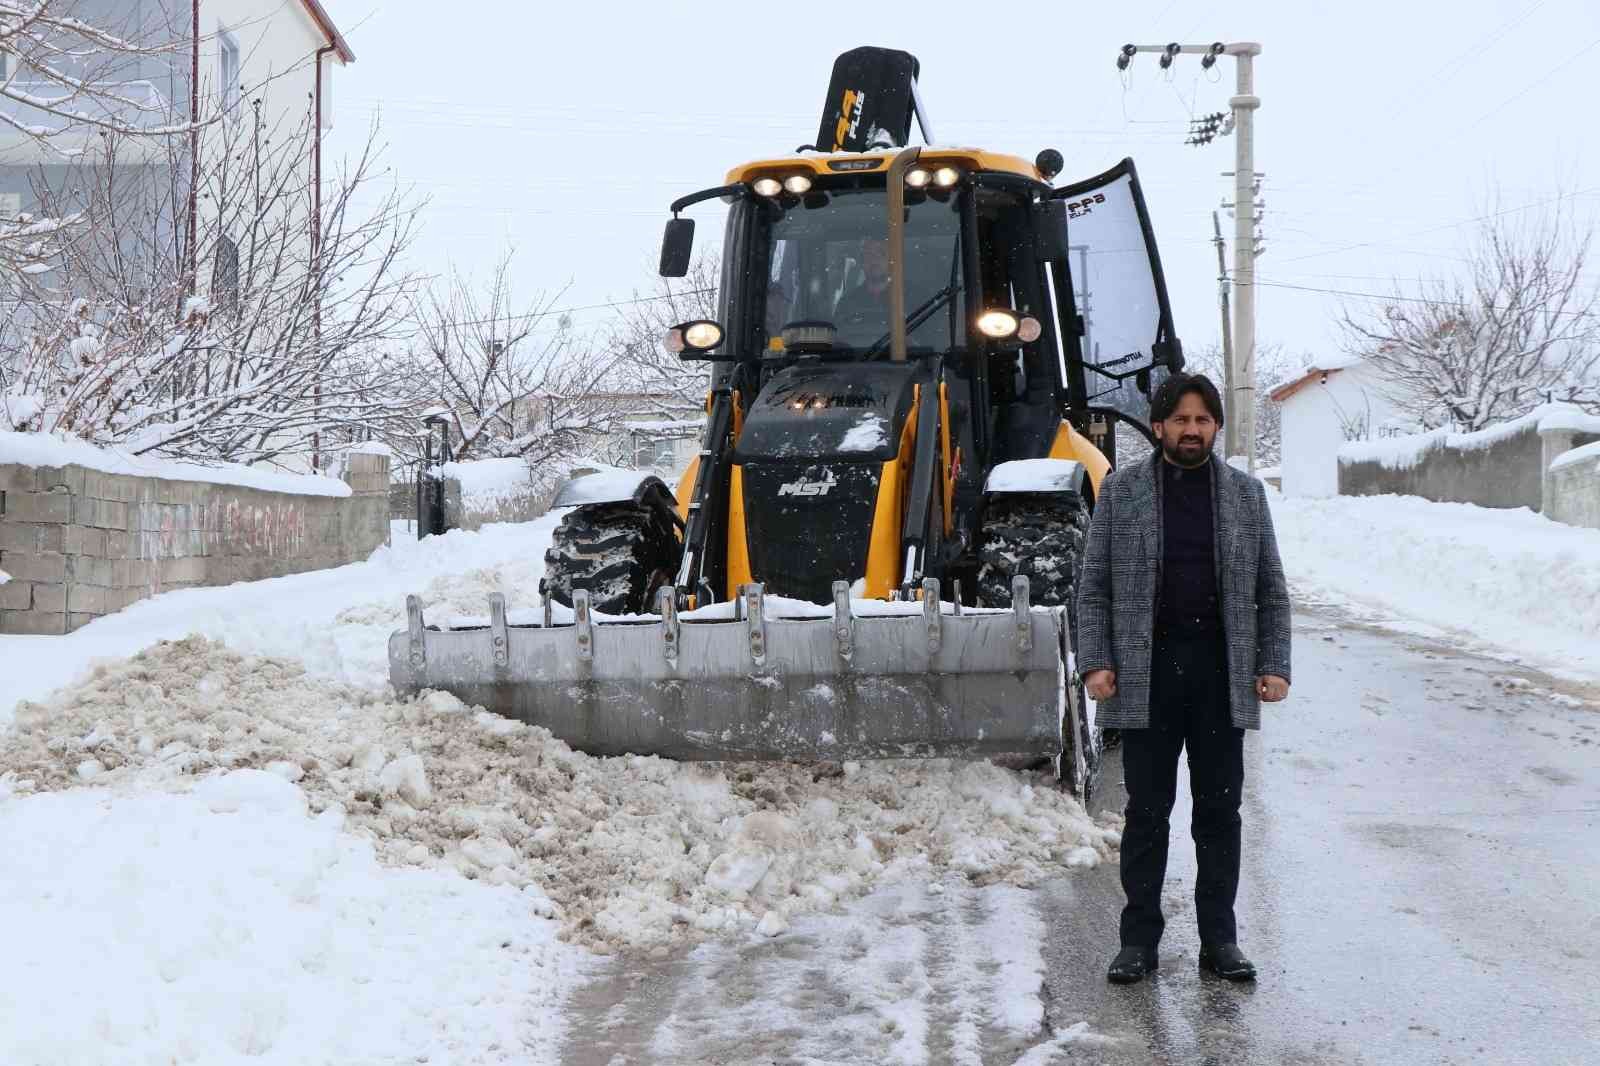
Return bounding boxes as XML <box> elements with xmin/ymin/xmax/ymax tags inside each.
<box><xmin>1246</xmin><ymin>276</ymin><xmax>1600</xmax><ymax>320</ymax></box>
<box><xmin>395</xmin><ymin>286</ymin><xmax>718</xmax><ymax>338</ymax></box>
<box><xmin>1278</xmin><ymin>185</ymin><xmax>1600</xmax><ymax>265</ymax></box>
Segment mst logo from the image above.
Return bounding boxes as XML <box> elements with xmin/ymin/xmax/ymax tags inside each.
<box><xmin>777</xmin><ymin>469</ymin><xmax>837</xmax><ymax>498</ymax></box>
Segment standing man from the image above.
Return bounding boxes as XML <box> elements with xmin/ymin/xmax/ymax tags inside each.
<box><xmin>1076</xmin><ymin>372</ymin><xmax>1292</xmax><ymax>985</ymax></box>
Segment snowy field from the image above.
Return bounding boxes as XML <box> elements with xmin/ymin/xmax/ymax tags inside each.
<box><xmin>3</xmin><ymin>492</ymin><xmax>1597</xmax><ymax>1063</ymax></box>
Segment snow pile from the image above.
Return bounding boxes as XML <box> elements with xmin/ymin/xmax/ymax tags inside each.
<box><xmin>0</xmin><ymin>429</ymin><xmax>352</xmax><ymax>496</ymax></box>
<box><xmin>1</xmin><ymin>516</ymin><xmax>564</xmax><ymax>727</ymax></box>
<box><xmin>1270</xmin><ymin>489</ymin><xmax>1600</xmax><ymax>679</ymax></box>
<box><xmin>1</xmin><ymin>637</ymin><xmax>1120</xmax><ymax>954</ymax></box>
<box><xmin>2</xmin><ymin>385</ymin><xmax>45</xmax><ymax>431</ymax></box>
<box><xmin>0</xmin><ymin>771</ymin><xmax>582</xmax><ymax>1065</ymax></box>
<box><xmin>838</xmin><ymin>414</ymin><xmax>889</xmax><ymax>452</ymax></box>
<box><xmin>1337</xmin><ymin>402</ymin><xmax>1587</xmax><ymax>472</ymax></box>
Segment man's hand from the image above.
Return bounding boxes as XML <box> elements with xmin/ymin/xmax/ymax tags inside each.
<box><xmin>1085</xmin><ymin>669</ymin><xmax>1118</xmax><ymax>702</ymax></box>
<box><xmin>1256</xmin><ymin>675</ymin><xmax>1289</xmax><ymax>703</ymax></box>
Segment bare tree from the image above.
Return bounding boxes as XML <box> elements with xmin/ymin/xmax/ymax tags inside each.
<box><xmin>0</xmin><ymin>2</ymin><xmax>218</xmax><ymax>285</ymax></box>
<box><xmin>606</xmin><ymin>251</ymin><xmax>720</xmax><ymax>408</ymax></box>
<box><xmin>0</xmin><ymin>108</ymin><xmax>423</xmax><ymax>465</ymax></box>
<box><xmin>408</xmin><ymin>251</ymin><xmax>625</xmax><ymax>486</ymax></box>
<box><xmin>1185</xmin><ymin>342</ymin><xmax>1295</xmax><ymax>466</ymax></box>
<box><xmin>1338</xmin><ymin>201</ymin><xmax>1600</xmax><ymax>431</ymax></box>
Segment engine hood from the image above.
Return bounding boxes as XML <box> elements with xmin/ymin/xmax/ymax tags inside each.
<box><xmin>734</xmin><ymin>362</ymin><xmax>921</xmax><ymax>463</ymax></box>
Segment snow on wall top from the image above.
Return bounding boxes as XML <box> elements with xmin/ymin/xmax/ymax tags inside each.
<box><xmin>1337</xmin><ymin>404</ymin><xmax>1589</xmax><ymax>471</ymax></box>
<box><xmin>1538</xmin><ymin>407</ymin><xmax>1600</xmax><ymax>435</ymax></box>
<box><xmin>1550</xmin><ymin>439</ymin><xmax>1600</xmax><ymax>473</ymax></box>
<box><xmin>0</xmin><ymin>432</ymin><xmax>353</xmax><ymax>497</ymax></box>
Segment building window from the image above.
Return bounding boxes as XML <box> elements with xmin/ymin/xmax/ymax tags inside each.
<box><xmin>218</xmin><ymin>29</ymin><xmax>241</xmax><ymax>113</ymax></box>
<box><xmin>211</xmin><ymin>235</ymin><xmax>240</xmax><ymax>317</ymax></box>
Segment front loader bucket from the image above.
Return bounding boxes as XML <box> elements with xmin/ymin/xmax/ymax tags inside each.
<box><xmin>388</xmin><ymin>579</ymin><xmax>1064</xmax><ymax>762</ymax></box>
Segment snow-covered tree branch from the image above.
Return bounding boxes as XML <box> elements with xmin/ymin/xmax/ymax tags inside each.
<box><xmin>1338</xmin><ymin>199</ymin><xmax>1600</xmax><ymax>432</ymax></box>
<box><xmin>605</xmin><ymin>250</ymin><xmax>720</xmax><ymax>408</ymax></box>
<box><xmin>0</xmin><ymin>109</ymin><xmax>423</xmax><ymax>466</ymax></box>
<box><xmin>406</xmin><ymin>251</ymin><xmax>627</xmax><ymax>483</ymax></box>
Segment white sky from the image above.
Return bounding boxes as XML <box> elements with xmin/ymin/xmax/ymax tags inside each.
<box><xmin>326</xmin><ymin>0</ymin><xmax>1600</xmax><ymax>362</ymax></box>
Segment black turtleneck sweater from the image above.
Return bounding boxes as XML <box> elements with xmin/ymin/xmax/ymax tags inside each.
<box><xmin>1157</xmin><ymin>457</ymin><xmax>1221</xmax><ymax>636</ymax></box>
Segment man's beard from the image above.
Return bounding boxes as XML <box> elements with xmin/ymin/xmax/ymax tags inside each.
<box><xmin>1162</xmin><ymin>435</ymin><xmax>1212</xmax><ymax>468</ymax></box>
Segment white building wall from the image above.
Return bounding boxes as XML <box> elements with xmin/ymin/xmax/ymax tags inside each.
<box><xmin>1278</xmin><ymin>363</ymin><xmax>1409</xmax><ymax>497</ymax></box>
<box><xmin>203</xmin><ymin>1</ymin><xmax>333</xmax><ymax>132</ymax></box>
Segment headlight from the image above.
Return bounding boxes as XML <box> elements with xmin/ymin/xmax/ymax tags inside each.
<box><xmin>782</xmin><ymin>173</ymin><xmax>813</xmax><ymax>195</ymax></box>
<box><xmin>683</xmin><ymin>321</ymin><xmax>723</xmax><ymax>349</ymax></box>
<box><xmin>1017</xmin><ymin>316</ymin><xmax>1042</xmax><ymax>343</ymax></box>
<box><xmin>752</xmin><ymin>176</ymin><xmax>783</xmax><ymax>197</ymax></box>
<box><xmin>976</xmin><ymin>309</ymin><xmax>1021</xmax><ymax>340</ymax></box>
<box><xmin>905</xmin><ymin>167</ymin><xmax>932</xmax><ymax>189</ymax></box>
<box><xmin>665</xmin><ymin>319</ymin><xmax>724</xmax><ymax>354</ymax></box>
<box><xmin>932</xmin><ymin>166</ymin><xmax>962</xmax><ymax>188</ymax></box>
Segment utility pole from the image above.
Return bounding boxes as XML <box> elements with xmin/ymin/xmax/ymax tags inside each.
<box><xmin>1212</xmin><ymin>210</ymin><xmax>1235</xmax><ymax>456</ymax></box>
<box><xmin>1117</xmin><ymin>41</ymin><xmax>1262</xmax><ymax>470</ymax></box>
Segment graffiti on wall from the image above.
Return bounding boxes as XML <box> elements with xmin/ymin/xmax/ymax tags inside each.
<box><xmin>135</xmin><ymin>497</ymin><xmax>307</xmax><ymax>562</ymax></box>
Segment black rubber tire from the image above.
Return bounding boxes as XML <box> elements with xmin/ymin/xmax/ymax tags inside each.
<box><xmin>975</xmin><ymin>493</ymin><xmax>1088</xmax><ymax>618</ymax></box>
<box><xmin>976</xmin><ymin>492</ymin><xmax>1101</xmax><ymax>798</ymax></box>
<box><xmin>542</xmin><ymin>501</ymin><xmax>680</xmax><ymax>616</ymax></box>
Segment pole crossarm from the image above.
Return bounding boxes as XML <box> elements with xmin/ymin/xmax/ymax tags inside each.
<box><xmin>1117</xmin><ymin>38</ymin><xmax>1262</xmax><ymax>472</ymax></box>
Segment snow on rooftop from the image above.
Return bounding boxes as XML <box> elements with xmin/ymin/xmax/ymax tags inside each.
<box><xmin>0</xmin><ymin>431</ymin><xmax>352</xmax><ymax>497</ymax></box>
<box><xmin>1267</xmin><ymin>353</ymin><xmax>1365</xmax><ymax>396</ymax></box>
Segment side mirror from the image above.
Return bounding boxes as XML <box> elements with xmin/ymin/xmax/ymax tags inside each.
<box><xmin>659</xmin><ymin>217</ymin><xmax>695</xmax><ymax>277</ymax></box>
<box><xmin>1155</xmin><ymin>338</ymin><xmax>1185</xmax><ymax>372</ymax></box>
<box><xmin>1032</xmin><ymin>200</ymin><xmax>1069</xmax><ymax>262</ymax></box>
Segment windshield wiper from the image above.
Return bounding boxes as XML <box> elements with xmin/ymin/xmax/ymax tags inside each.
<box><xmin>862</xmin><ymin>283</ymin><xmax>962</xmax><ymax>360</ymax></box>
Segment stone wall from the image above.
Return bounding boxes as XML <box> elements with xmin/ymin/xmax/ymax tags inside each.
<box><xmin>0</xmin><ymin>452</ymin><xmax>390</xmax><ymax>635</ymax></box>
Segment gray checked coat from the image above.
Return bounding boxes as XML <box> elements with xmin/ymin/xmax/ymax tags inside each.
<box><xmin>1075</xmin><ymin>452</ymin><xmax>1292</xmax><ymax>730</ymax></box>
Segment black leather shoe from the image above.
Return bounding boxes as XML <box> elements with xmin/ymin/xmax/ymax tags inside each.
<box><xmin>1198</xmin><ymin>943</ymin><xmax>1257</xmax><ymax>981</ymax></box>
<box><xmin>1107</xmin><ymin>945</ymin><xmax>1159</xmax><ymax>984</ymax></box>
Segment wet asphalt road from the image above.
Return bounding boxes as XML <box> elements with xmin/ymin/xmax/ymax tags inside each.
<box><xmin>559</xmin><ymin>608</ymin><xmax>1600</xmax><ymax>1065</ymax></box>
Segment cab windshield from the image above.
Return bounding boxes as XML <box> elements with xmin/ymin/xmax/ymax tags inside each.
<box><xmin>759</xmin><ymin>186</ymin><xmax>963</xmax><ymax>356</ymax></box>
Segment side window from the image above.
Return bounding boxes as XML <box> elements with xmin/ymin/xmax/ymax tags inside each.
<box><xmin>218</xmin><ymin>29</ymin><xmax>241</xmax><ymax>113</ymax></box>
<box><xmin>211</xmin><ymin>234</ymin><xmax>240</xmax><ymax>317</ymax></box>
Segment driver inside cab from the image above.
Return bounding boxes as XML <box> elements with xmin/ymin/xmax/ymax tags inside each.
<box><xmin>831</xmin><ymin>236</ymin><xmax>891</xmax><ymax>343</ymax></box>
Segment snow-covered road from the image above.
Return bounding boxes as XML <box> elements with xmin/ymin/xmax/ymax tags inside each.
<box><xmin>3</xmin><ymin>494</ymin><xmax>1598</xmax><ymax>1064</ymax></box>
<box><xmin>561</xmin><ymin>609</ymin><xmax>1600</xmax><ymax>1065</ymax></box>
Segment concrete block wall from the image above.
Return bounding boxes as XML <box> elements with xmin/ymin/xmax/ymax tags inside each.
<box><xmin>0</xmin><ymin>453</ymin><xmax>390</xmax><ymax>635</ymax></box>
<box><xmin>1337</xmin><ymin>420</ymin><xmax>1547</xmax><ymax>510</ymax></box>
<box><xmin>1541</xmin><ymin>425</ymin><xmax>1600</xmax><ymax>531</ymax></box>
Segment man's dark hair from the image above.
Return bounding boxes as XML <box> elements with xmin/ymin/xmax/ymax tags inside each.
<box><xmin>1150</xmin><ymin>372</ymin><xmax>1225</xmax><ymax>426</ymax></box>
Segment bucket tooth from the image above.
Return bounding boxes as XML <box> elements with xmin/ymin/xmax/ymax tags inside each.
<box><xmin>832</xmin><ymin>580</ymin><xmax>854</xmax><ymax>660</ymax></box>
<box><xmin>922</xmin><ymin>577</ymin><xmax>942</xmax><ymax>655</ymax></box>
<box><xmin>658</xmin><ymin>586</ymin><xmax>679</xmax><ymax>663</ymax></box>
<box><xmin>541</xmin><ymin>584</ymin><xmax>553</xmax><ymax>628</ymax></box>
<box><xmin>745</xmin><ymin>582</ymin><xmax>767</xmax><ymax>666</ymax></box>
<box><xmin>1012</xmin><ymin>575</ymin><xmax>1033</xmax><ymax>655</ymax></box>
<box><xmin>489</xmin><ymin>593</ymin><xmax>509</xmax><ymax>668</ymax></box>
<box><xmin>574</xmin><ymin>589</ymin><xmax>594</xmax><ymax>664</ymax></box>
<box><xmin>406</xmin><ymin>594</ymin><xmax>426</xmax><ymax>669</ymax></box>
<box><xmin>952</xmin><ymin>579</ymin><xmax>963</xmax><ymax>616</ymax></box>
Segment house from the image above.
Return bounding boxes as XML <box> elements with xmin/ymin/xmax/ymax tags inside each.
<box><xmin>1269</xmin><ymin>356</ymin><xmax>1416</xmax><ymax>497</ymax></box>
<box><xmin>0</xmin><ymin>0</ymin><xmax>353</xmax><ymax>294</ymax></box>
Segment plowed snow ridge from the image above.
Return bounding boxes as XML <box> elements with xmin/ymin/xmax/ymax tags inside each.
<box><xmin>1</xmin><ymin>636</ymin><xmax>1119</xmax><ymax>953</ymax></box>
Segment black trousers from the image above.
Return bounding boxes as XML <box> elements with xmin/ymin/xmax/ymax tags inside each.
<box><xmin>1118</xmin><ymin>628</ymin><xmax>1245</xmax><ymax>950</ymax></box>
